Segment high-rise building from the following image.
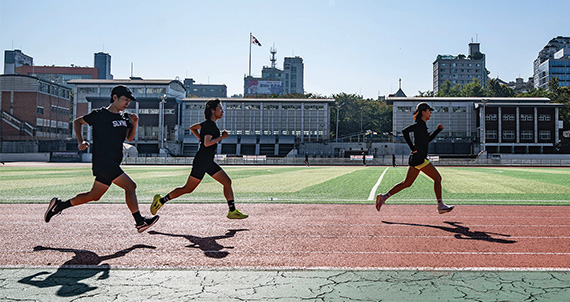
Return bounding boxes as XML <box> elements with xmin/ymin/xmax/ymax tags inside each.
<box><xmin>533</xmin><ymin>36</ymin><xmax>570</xmax><ymax>89</ymax></box>
<box><xmin>94</xmin><ymin>52</ymin><xmax>112</xmax><ymax>79</ymax></box>
<box><xmin>433</xmin><ymin>42</ymin><xmax>487</xmax><ymax>94</ymax></box>
<box><xmin>283</xmin><ymin>57</ymin><xmax>304</xmax><ymax>94</ymax></box>
<box><xmin>244</xmin><ymin>48</ymin><xmax>304</xmax><ymax>96</ymax></box>
<box><xmin>4</xmin><ymin>49</ymin><xmax>33</xmax><ymax>74</ymax></box>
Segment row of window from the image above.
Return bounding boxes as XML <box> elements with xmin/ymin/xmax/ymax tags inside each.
<box><xmin>440</xmin><ymin>63</ymin><xmax>482</xmax><ymax>67</ymax></box>
<box><xmin>397</xmin><ymin>106</ymin><xmax>467</xmax><ymax>113</ymax></box>
<box><xmin>183</xmin><ymin>129</ymin><xmax>323</xmax><ymax>136</ymax></box>
<box><xmin>186</xmin><ymin>104</ymin><xmax>324</xmax><ymax>111</ymax></box>
<box><xmin>439</xmin><ymin>69</ymin><xmax>482</xmax><ymax>74</ymax></box>
<box><xmin>440</xmin><ymin>74</ymin><xmax>481</xmax><ymax>78</ymax></box>
<box><xmin>36</xmin><ymin>106</ymin><xmax>70</xmax><ymax>116</ymax></box>
<box><xmin>35</xmin><ymin>126</ymin><xmax>69</xmax><ymax>135</ymax></box>
<box><xmin>77</xmin><ymin>87</ymin><xmax>167</xmax><ymax>96</ymax></box>
<box><xmin>486</xmin><ymin>130</ymin><xmax>551</xmax><ymax>140</ymax></box>
<box><xmin>38</xmin><ymin>82</ymin><xmax>70</xmax><ymax>99</ymax></box>
<box><xmin>485</xmin><ymin>114</ymin><xmax>551</xmax><ymax>122</ymax></box>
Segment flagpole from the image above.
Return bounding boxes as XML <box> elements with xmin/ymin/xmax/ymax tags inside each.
<box><xmin>248</xmin><ymin>32</ymin><xmax>252</xmax><ymax>76</ymax></box>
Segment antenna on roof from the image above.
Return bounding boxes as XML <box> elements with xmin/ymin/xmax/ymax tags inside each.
<box><xmin>270</xmin><ymin>43</ymin><xmax>277</xmax><ymax>68</ymax></box>
<box><xmin>130</xmin><ymin>62</ymin><xmax>134</xmax><ymax>78</ymax></box>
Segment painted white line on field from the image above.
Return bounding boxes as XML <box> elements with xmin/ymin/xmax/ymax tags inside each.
<box><xmin>368</xmin><ymin>167</ymin><xmax>389</xmax><ymax>201</ymax></box>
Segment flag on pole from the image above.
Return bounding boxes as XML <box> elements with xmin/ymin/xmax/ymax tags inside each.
<box><xmin>251</xmin><ymin>34</ymin><xmax>262</xmax><ymax>47</ymax></box>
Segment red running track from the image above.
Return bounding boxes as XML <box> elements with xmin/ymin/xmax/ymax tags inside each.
<box><xmin>1</xmin><ymin>204</ymin><xmax>570</xmax><ymax>270</ymax></box>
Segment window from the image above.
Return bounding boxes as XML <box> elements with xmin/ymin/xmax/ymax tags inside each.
<box><xmin>397</xmin><ymin>106</ymin><xmax>412</xmax><ymax>112</ymax></box>
<box><xmin>434</xmin><ymin>106</ymin><xmax>449</xmax><ymax>113</ymax></box>
<box><xmin>502</xmin><ymin>114</ymin><xmax>515</xmax><ymax>121</ymax></box>
<box><xmin>539</xmin><ymin>130</ymin><xmax>551</xmax><ymax>140</ymax></box>
<box><xmin>486</xmin><ymin>130</ymin><xmax>497</xmax><ymax>140</ymax></box>
<box><xmin>485</xmin><ymin>114</ymin><xmax>497</xmax><ymax>121</ymax></box>
<box><xmin>521</xmin><ymin>130</ymin><xmax>533</xmax><ymax>140</ymax></box>
<box><xmin>452</xmin><ymin>107</ymin><xmax>466</xmax><ymax>112</ymax></box>
<box><xmin>226</xmin><ymin>104</ymin><xmax>241</xmax><ymax>110</ymax></box>
<box><xmin>502</xmin><ymin>130</ymin><xmax>515</xmax><ymax>140</ymax></box>
<box><xmin>37</xmin><ymin>106</ymin><xmax>44</xmax><ymax>114</ymax></box>
<box><xmin>78</xmin><ymin>87</ymin><xmax>97</xmax><ymax>94</ymax></box>
<box><xmin>520</xmin><ymin>114</ymin><xmax>533</xmax><ymax>122</ymax></box>
<box><xmin>146</xmin><ymin>88</ymin><xmax>166</xmax><ymax>95</ymax></box>
<box><xmin>538</xmin><ymin>114</ymin><xmax>551</xmax><ymax>122</ymax></box>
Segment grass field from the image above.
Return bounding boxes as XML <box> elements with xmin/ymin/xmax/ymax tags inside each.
<box><xmin>1</xmin><ymin>165</ymin><xmax>570</xmax><ymax>205</ymax></box>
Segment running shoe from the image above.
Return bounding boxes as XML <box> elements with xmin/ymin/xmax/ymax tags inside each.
<box><xmin>150</xmin><ymin>194</ymin><xmax>164</xmax><ymax>215</ymax></box>
<box><xmin>136</xmin><ymin>215</ymin><xmax>160</xmax><ymax>233</ymax></box>
<box><xmin>375</xmin><ymin>194</ymin><xmax>387</xmax><ymax>211</ymax></box>
<box><xmin>438</xmin><ymin>204</ymin><xmax>455</xmax><ymax>214</ymax></box>
<box><xmin>227</xmin><ymin>209</ymin><xmax>248</xmax><ymax>219</ymax></box>
<box><xmin>45</xmin><ymin>197</ymin><xmax>62</xmax><ymax>223</ymax></box>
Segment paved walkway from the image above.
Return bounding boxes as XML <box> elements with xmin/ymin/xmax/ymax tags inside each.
<box><xmin>2</xmin><ymin>267</ymin><xmax>570</xmax><ymax>301</ymax></box>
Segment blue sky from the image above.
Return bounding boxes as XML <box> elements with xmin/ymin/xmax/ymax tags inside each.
<box><xmin>1</xmin><ymin>0</ymin><xmax>568</xmax><ymax>98</ymax></box>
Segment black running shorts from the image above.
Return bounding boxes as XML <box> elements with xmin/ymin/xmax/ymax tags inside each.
<box><xmin>190</xmin><ymin>156</ymin><xmax>222</xmax><ymax>180</ymax></box>
<box><xmin>92</xmin><ymin>162</ymin><xmax>124</xmax><ymax>186</ymax></box>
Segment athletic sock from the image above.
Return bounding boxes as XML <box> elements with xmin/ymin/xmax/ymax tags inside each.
<box><xmin>437</xmin><ymin>199</ymin><xmax>444</xmax><ymax>205</ymax></box>
<box><xmin>59</xmin><ymin>199</ymin><xmax>73</xmax><ymax>211</ymax></box>
<box><xmin>227</xmin><ymin>200</ymin><xmax>236</xmax><ymax>212</ymax></box>
<box><xmin>132</xmin><ymin>211</ymin><xmax>145</xmax><ymax>225</ymax></box>
<box><xmin>385</xmin><ymin>192</ymin><xmax>391</xmax><ymax>199</ymax></box>
<box><xmin>160</xmin><ymin>194</ymin><xmax>171</xmax><ymax>204</ymax></box>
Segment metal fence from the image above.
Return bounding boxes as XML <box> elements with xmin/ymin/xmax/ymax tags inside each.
<box><xmin>122</xmin><ymin>156</ymin><xmax>570</xmax><ymax>167</ymax></box>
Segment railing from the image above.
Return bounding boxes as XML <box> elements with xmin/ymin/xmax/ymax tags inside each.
<box><xmin>1</xmin><ymin>111</ymin><xmax>34</xmax><ymax>136</ymax></box>
<box><xmin>121</xmin><ymin>156</ymin><xmax>570</xmax><ymax>167</ymax></box>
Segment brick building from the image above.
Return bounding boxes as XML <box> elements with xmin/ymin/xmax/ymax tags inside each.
<box><xmin>0</xmin><ymin>74</ymin><xmax>72</xmax><ymax>151</ymax></box>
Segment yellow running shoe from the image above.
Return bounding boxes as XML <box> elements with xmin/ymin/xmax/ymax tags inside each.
<box><xmin>150</xmin><ymin>194</ymin><xmax>164</xmax><ymax>215</ymax></box>
<box><xmin>227</xmin><ymin>209</ymin><xmax>248</xmax><ymax>219</ymax></box>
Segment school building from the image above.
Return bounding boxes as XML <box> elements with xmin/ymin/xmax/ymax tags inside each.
<box><xmin>388</xmin><ymin>97</ymin><xmax>564</xmax><ymax>155</ymax></box>
<box><xmin>180</xmin><ymin>98</ymin><xmax>335</xmax><ymax>156</ymax></box>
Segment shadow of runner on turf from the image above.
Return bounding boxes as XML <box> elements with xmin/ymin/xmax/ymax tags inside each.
<box><xmin>18</xmin><ymin>244</ymin><xmax>156</xmax><ymax>297</ymax></box>
<box><xmin>382</xmin><ymin>221</ymin><xmax>516</xmax><ymax>244</ymax></box>
<box><xmin>149</xmin><ymin>229</ymin><xmax>249</xmax><ymax>258</ymax></box>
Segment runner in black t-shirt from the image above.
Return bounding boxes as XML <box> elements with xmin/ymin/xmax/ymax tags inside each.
<box><xmin>44</xmin><ymin>85</ymin><xmax>159</xmax><ymax>233</ymax></box>
<box><xmin>151</xmin><ymin>98</ymin><xmax>248</xmax><ymax>219</ymax></box>
<box><xmin>375</xmin><ymin>102</ymin><xmax>454</xmax><ymax>214</ymax></box>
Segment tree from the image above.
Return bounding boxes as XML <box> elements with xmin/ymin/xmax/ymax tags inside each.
<box><xmin>486</xmin><ymin>78</ymin><xmax>515</xmax><ymax>97</ymax></box>
<box><xmin>436</xmin><ymin>80</ymin><xmax>461</xmax><ymax>97</ymax></box>
<box><xmin>416</xmin><ymin>90</ymin><xmax>434</xmax><ymax>97</ymax></box>
<box><xmin>330</xmin><ymin>93</ymin><xmax>392</xmax><ymax>139</ymax></box>
<box><xmin>460</xmin><ymin>78</ymin><xmax>485</xmax><ymax>97</ymax></box>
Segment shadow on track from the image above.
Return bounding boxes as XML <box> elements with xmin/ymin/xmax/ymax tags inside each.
<box><xmin>18</xmin><ymin>244</ymin><xmax>156</xmax><ymax>297</ymax></box>
<box><xmin>149</xmin><ymin>229</ymin><xmax>249</xmax><ymax>258</ymax></box>
<box><xmin>382</xmin><ymin>221</ymin><xmax>516</xmax><ymax>244</ymax></box>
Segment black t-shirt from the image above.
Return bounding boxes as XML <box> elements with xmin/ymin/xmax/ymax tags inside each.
<box><xmin>83</xmin><ymin>107</ymin><xmax>132</xmax><ymax>165</ymax></box>
<box><xmin>401</xmin><ymin>119</ymin><xmax>441</xmax><ymax>157</ymax></box>
<box><xmin>196</xmin><ymin>119</ymin><xmax>220</xmax><ymax>159</ymax></box>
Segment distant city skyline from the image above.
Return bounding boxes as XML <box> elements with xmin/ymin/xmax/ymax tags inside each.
<box><xmin>1</xmin><ymin>0</ymin><xmax>568</xmax><ymax>98</ymax></box>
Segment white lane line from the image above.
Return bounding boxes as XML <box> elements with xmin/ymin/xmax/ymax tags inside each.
<box><xmin>368</xmin><ymin>167</ymin><xmax>389</xmax><ymax>201</ymax></box>
<box><xmin>3</xmin><ymin>264</ymin><xmax>570</xmax><ymax>271</ymax></box>
<box><xmin>4</xmin><ymin>249</ymin><xmax>570</xmax><ymax>256</ymax></box>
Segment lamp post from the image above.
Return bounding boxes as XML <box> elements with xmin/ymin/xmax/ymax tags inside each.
<box><xmin>159</xmin><ymin>94</ymin><xmax>167</xmax><ymax>151</ymax></box>
<box><xmin>335</xmin><ymin>103</ymin><xmax>344</xmax><ymax>143</ymax></box>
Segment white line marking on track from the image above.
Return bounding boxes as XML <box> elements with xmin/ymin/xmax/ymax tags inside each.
<box><xmin>368</xmin><ymin>167</ymin><xmax>389</xmax><ymax>201</ymax></box>
<box><xmin>3</xmin><ymin>264</ymin><xmax>570</xmax><ymax>271</ymax></box>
